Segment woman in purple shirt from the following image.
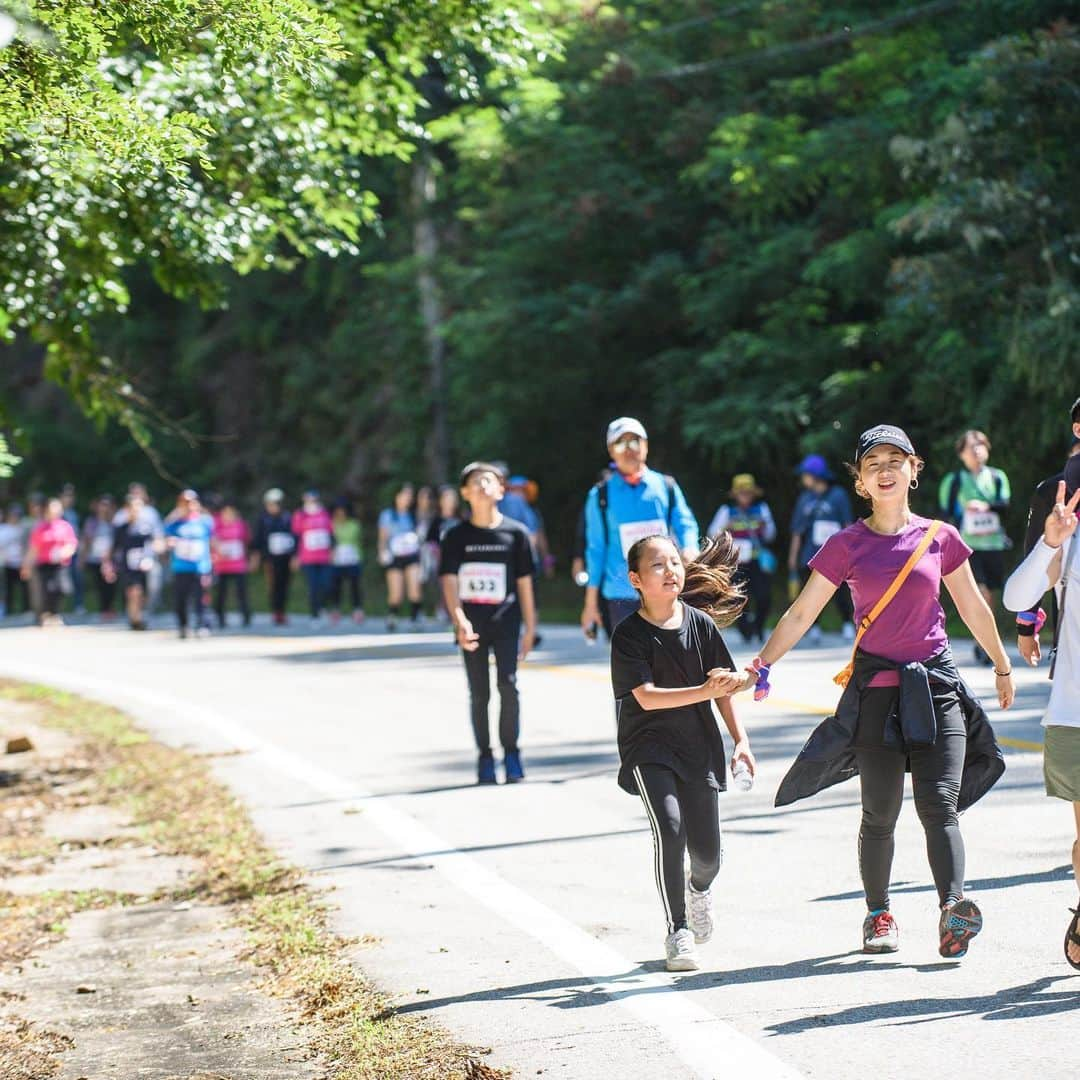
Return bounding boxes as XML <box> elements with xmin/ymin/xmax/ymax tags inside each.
<box><xmin>719</xmin><ymin>425</ymin><xmax>1015</xmax><ymax>960</ymax></box>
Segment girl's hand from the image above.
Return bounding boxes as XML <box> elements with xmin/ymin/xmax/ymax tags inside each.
<box><xmin>995</xmin><ymin>671</ymin><xmax>1015</xmax><ymax>710</ymax></box>
<box><xmin>705</xmin><ymin>668</ymin><xmax>748</xmax><ymax>695</ymax></box>
<box><xmin>731</xmin><ymin>740</ymin><xmax>756</xmax><ymax>777</ymax></box>
<box><xmin>1044</xmin><ymin>481</ymin><xmax>1080</xmax><ymax>549</ymax></box>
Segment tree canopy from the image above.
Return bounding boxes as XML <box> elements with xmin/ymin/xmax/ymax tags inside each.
<box><xmin>2</xmin><ymin>1</ymin><xmax>1076</xmax><ymax>550</ymax></box>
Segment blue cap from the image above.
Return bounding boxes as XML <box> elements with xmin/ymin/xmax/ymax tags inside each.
<box><xmin>795</xmin><ymin>454</ymin><xmax>832</xmax><ymax>481</ymax></box>
<box><xmin>509</xmin><ymin>475</ymin><xmax>528</xmax><ymax>487</ymax></box>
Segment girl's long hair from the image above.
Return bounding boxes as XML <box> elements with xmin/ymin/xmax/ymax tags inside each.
<box><xmin>627</xmin><ymin>533</ymin><xmax>747</xmax><ymax>628</ymax></box>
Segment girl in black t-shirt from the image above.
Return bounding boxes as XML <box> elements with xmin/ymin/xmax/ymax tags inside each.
<box><xmin>611</xmin><ymin>533</ymin><xmax>754</xmax><ymax>972</ymax></box>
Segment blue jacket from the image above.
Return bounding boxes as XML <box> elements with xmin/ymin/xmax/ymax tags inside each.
<box><xmin>584</xmin><ymin>467</ymin><xmax>699</xmax><ymax>600</ymax></box>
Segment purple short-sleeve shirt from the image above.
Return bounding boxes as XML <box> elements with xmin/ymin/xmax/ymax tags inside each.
<box><xmin>809</xmin><ymin>515</ymin><xmax>972</xmax><ymax>687</ymax></box>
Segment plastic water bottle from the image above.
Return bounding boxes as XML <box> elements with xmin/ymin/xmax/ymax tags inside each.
<box><xmin>732</xmin><ymin>760</ymin><xmax>753</xmax><ymax>792</ymax></box>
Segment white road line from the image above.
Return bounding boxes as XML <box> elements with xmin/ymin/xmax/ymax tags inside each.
<box><xmin>1</xmin><ymin>657</ymin><xmax>802</xmax><ymax>1080</ymax></box>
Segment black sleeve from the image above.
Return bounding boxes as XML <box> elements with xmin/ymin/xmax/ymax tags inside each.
<box><xmin>438</xmin><ymin>525</ymin><xmax>463</xmax><ymax>576</ymax></box>
<box><xmin>610</xmin><ymin>623</ymin><xmax>653</xmax><ymax>700</ymax></box>
<box><xmin>572</xmin><ymin>508</ymin><xmax>586</xmax><ymax>561</ymax></box>
<box><xmin>514</xmin><ymin>527</ymin><xmax>536</xmax><ymax>579</ymax></box>
<box><xmin>1024</xmin><ymin>481</ymin><xmax>1056</xmax><ymax>556</ymax></box>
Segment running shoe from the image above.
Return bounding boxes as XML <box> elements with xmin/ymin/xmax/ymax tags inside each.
<box><xmin>477</xmin><ymin>751</ymin><xmax>497</xmax><ymax>786</ymax></box>
<box><xmin>862</xmin><ymin>910</ymin><xmax>899</xmax><ymax>953</ymax></box>
<box><xmin>503</xmin><ymin>750</ymin><xmax>524</xmax><ymax>783</ymax></box>
<box><xmin>939</xmin><ymin>898</ymin><xmax>982</xmax><ymax>957</ymax></box>
<box><xmin>665</xmin><ymin>928</ymin><xmax>699</xmax><ymax>972</ymax></box>
<box><xmin>687</xmin><ymin>880</ymin><xmax>714</xmax><ymax>944</ymax></box>
<box><xmin>386</xmin><ymin>616</ymin><xmax>398</xmax><ymax>633</ymax></box>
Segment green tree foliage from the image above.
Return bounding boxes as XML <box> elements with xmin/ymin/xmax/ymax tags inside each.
<box><xmin>3</xmin><ymin>2</ymin><xmax>1076</xmax><ymax>555</ymax></box>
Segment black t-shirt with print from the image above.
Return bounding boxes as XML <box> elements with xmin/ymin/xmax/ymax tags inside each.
<box><xmin>611</xmin><ymin>604</ymin><xmax>735</xmax><ymax>795</ymax></box>
<box><xmin>438</xmin><ymin>517</ymin><xmax>535</xmax><ymax>625</ymax></box>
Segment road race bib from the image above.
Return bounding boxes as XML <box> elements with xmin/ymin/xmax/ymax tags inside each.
<box><xmin>811</xmin><ymin>520</ymin><xmax>842</xmax><ymax>548</ymax></box>
<box><xmin>267</xmin><ymin>532</ymin><xmax>294</xmax><ymax>556</ymax></box>
<box><xmin>303</xmin><ymin>528</ymin><xmax>331</xmax><ymax>552</ymax></box>
<box><xmin>218</xmin><ymin>539</ymin><xmax>244</xmax><ymax>562</ymax></box>
<box><xmin>963</xmin><ymin>508</ymin><xmax>1001</xmax><ymax>538</ymax></box>
<box><xmin>90</xmin><ymin>535</ymin><xmax>112</xmax><ymax>561</ymax></box>
<box><xmin>175</xmin><ymin>538</ymin><xmax>206</xmax><ymax>563</ymax></box>
<box><xmin>388</xmin><ymin>531</ymin><xmax>420</xmax><ymax>559</ymax></box>
<box><xmin>732</xmin><ymin>537</ymin><xmax>754</xmax><ymax>565</ymax></box>
<box><xmin>458</xmin><ymin>562</ymin><xmax>508</xmax><ymax>605</ymax></box>
<box><xmin>126</xmin><ymin>546</ymin><xmax>149</xmax><ymax>571</ymax></box>
<box><xmin>333</xmin><ymin>543</ymin><xmax>360</xmax><ymax>567</ymax></box>
<box><xmin>618</xmin><ymin>519</ymin><xmax>667</xmax><ymax>559</ymax></box>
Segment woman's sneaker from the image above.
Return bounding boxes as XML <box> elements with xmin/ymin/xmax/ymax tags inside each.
<box><xmin>862</xmin><ymin>910</ymin><xmax>899</xmax><ymax>953</ymax></box>
<box><xmin>503</xmin><ymin>750</ymin><xmax>524</xmax><ymax>783</ymax></box>
<box><xmin>665</xmin><ymin>928</ymin><xmax>699</xmax><ymax>972</ymax></box>
<box><xmin>477</xmin><ymin>751</ymin><xmax>497</xmax><ymax>786</ymax></box>
<box><xmin>686</xmin><ymin>880</ymin><xmax>714</xmax><ymax>944</ymax></box>
<box><xmin>939</xmin><ymin>898</ymin><xmax>982</xmax><ymax>957</ymax></box>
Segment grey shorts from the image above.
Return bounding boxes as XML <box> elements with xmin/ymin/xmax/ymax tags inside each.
<box><xmin>1044</xmin><ymin>725</ymin><xmax>1080</xmax><ymax>802</ymax></box>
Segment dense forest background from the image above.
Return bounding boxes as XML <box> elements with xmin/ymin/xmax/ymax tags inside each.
<box><xmin>2</xmin><ymin>1</ymin><xmax>1077</xmax><ymax>559</ymax></box>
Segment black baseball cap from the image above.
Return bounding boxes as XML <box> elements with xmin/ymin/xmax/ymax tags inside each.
<box><xmin>855</xmin><ymin>424</ymin><xmax>916</xmax><ymax>463</ymax></box>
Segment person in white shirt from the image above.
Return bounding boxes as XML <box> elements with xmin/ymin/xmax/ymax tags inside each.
<box><xmin>1003</xmin><ymin>458</ymin><xmax>1080</xmax><ymax>970</ymax></box>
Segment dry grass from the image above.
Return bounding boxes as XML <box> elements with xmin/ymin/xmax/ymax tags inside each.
<box><xmin>0</xmin><ymin>681</ymin><xmax>508</xmax><ymax>1080</ymax></box>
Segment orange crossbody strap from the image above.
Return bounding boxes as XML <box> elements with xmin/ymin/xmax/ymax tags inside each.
<box><xmin>833</xmin><ymin>520</ymin><xmax>943</xmax><ymax>688</ymax></box>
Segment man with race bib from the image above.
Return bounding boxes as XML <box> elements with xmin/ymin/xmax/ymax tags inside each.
<box><xmin>580</xmin><ymin>417</ymin><xmax>699</xmax><ymax>640</ymax></box>
<box><xmin>939</xmin><ymin>430</ymin><xmax>1011</xmax><ymax>666</ymax></box>
<box><xmin>440</xmin><ymin>462</ymin><xmax>536</xmax><ymax>786</ymax></box>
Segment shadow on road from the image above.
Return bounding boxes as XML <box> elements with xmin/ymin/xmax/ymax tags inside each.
<box><xmin>765</xmin><ymin>975</ymin><xmax>1080</xmax><ymax>1034</ymax></box>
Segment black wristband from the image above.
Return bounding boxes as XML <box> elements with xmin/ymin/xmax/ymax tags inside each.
<box><xmin>1016</xmin><ymin>623</ymin><xmax>1035</xmax><ymax>638</ymax></box>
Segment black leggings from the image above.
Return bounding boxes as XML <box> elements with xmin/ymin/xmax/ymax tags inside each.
<box><xmin>4</xmin><ymin>566</ymin><xmax>28</xmax><ymax>614</ymax></box>
<box><xmin>91</xmin><ymin>564</ymin><xmax>115</xmax><ymax>614</ymax></box>
<box><xmin>735</xmin><ymin>562</ymin><xmax>772</xmax><ymax>641</ymax></box>
<box><xmin>635</xmin><ymin>763</ymin><xmax>723</xmax><ymax>935</ymax></box>
<box><xmin>267</xmin><ymin>556</ymin><xmax>291</xmax><ymax>615</ymax></box>
<box><xmin>35</xmin><ymin>564</ymin><xmax>64</xmax><ymax>617</ymax></box>
<box><xmin>855</xmin><ymin>686</ymin><xmax>967</xmax><ymax>911</ymax></box>
<box><xmin>331</xmin><ymin>565</ymin><xmax>364</xmax><ymax>611</ymax></box>
<box><xmin>174</xmin><ymin>572</ymin><xmax>206</xmax><ymax>631</ymax></box>
<box><xmin>215</xmin><ymin>573</ymin><xmax>250</xmax><ymax>626</ymax></box>
<box><xmin>461</xmin><ymin>617</ymin><xmax>520</xmax><ymax>754</ymax></box>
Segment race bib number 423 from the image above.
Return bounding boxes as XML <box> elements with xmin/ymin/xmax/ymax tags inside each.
<box><xmin>459</xmin><ymin>562</ymin><xmax>508</xmax><ymax>604</ymax></box>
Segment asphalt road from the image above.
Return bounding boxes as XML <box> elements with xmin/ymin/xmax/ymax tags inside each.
<box><xmin>0</xmin><ymin>615</ymin><xmax>1075</xmax><ymax>1079</ymax></box>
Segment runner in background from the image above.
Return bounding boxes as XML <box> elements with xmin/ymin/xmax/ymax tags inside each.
<box><xmin>330</xmin><ymin>498</ymin><xmax>365</xmax><ymax>624</ymax></box>
<box><xmin>22</xmin><ymin>496</ymin><xmax>78</xmax><ymax>626</ymax></box>
<box><xmin>166</xmin><ymin>489</ymin><xmax>214</xmax><ymax>638</ymax></box>
<box><xmin>80</xmin><ymin>495</ymin><xmax>116</xmax><ymax>621</ymax></box>
<box><xmin>439</xmin><ymin>462</ymin><xmax>536</xmax><ymax>785</ymax></box>
<box><xmin>212</xmin><ymin>499</ymin><xmax>251</xmax><ymax>628</ymax></box>
<box><xmin>253</xmin><ymin>488</ymin><xmax>293</xmax><ymax>626</ymax></box>
<box><xmin>788</xmin><ymin>454</ymin><xmax>855</xmax><ymax>644</ymax></box>
<box><xmin>292</xmin><ymin>489</ymin><xmax>334</xmax><ymax>625</ymax></box>
<box><xmin>707</xmin><ymin>474</ymin><xmax>777</xmax><ymax>644</ymax></box>
<box><xmin>113</xmin><ymin>483</ymin><xmax>165</xmax><ymax>615</ymax></box>
<box><xmin>426</xmin><ymin>484</ymin><xmax>462</xmax><ymax>624</ymax></box>
<box><xmin>581</xmin><ymin>418</ymin><xmax>699</xmax><ymax>640</ymax></box>
<box><xmin>938</xmin><ymin>430</ymin><xmax>1011</xmax><ymax>667</ymax></box>
<box><xmin>105</xmin><ymin>490</ymin><xmax>160</xmax><ymax>631</ymax></box>
<box><xmin>60</xmin><ymin>483</ymin><xmax>84</xmax><ymax>614</ymax></box>
<box><xmin>378</xmin><ymin>483</ymin><xmax>423</xmax><ymax>631</ymax></box>
<box><xmin>0</xmin><ymin>504</ymin><xmax>29</xmax><ymax>617</ymax></box>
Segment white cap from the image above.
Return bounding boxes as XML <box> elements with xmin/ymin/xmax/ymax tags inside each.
<box><xmin>606</xmin><ymin>416</ymin><xmax>647</xmax><ymax>447</ymax></box>
<box><xmin>263</xmin><ymin>487</ymin><xmax>284</xmax><ymax>505</ymax></box>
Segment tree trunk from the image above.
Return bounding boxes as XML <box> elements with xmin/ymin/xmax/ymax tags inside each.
<box><xmin>412</xmin><ymin>149</ymin><xmax>450</xmax><ymax>484</ymax></box>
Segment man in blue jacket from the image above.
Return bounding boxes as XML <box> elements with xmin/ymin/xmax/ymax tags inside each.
<box><xmin>580</xmin><ymin>417</ymin><xmax>699</xmax><ymax>639</ymax></box>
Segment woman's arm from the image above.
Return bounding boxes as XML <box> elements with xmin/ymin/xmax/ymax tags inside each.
<box><xmin>760</xmin><ymin>571</ymin><xmax>837</xmax><ymax>665</ymax></box>
<box><xmin>943</xmin><ymin>562</ymin><xmax>1015</xmax><ymax>708</ymax></box>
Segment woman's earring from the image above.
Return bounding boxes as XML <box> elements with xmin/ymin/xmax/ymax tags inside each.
<box><xmin>910</xmin><ymin>477</ymin><xmax>920</xmax><ymax>490</ymax></box>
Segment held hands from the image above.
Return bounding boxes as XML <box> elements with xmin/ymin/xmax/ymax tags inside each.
<box><xmin>705</xmin><ymin>667</ymin><xmax>755</xmax><ymax>696</ymax></box>
<box><xmin>1043</xmin><ymin>481</ymin><xmax>1080</xmax><ymax>549</ymax></box>
<box><xmin>455</xmin><ymin>618</ymin><xmax>480</xmax><ymax>652</ymax></box>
